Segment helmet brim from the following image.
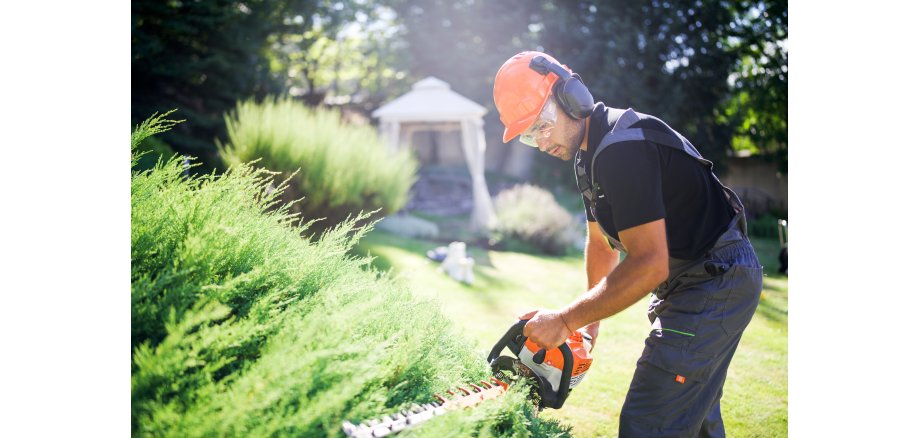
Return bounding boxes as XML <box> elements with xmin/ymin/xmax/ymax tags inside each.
<box><xmin>500</xmin><ymin>92</ymin><xmax>553</xmax><ymax>143</ymax></box>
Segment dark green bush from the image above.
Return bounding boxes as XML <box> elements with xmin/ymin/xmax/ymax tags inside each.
<box><xmin>218</xmin><ymin>97</ymin><xmax>417</xmax><ymax>230</ymax></box>
<box><xmin>490</xmin><ymin>184</ymin><xmax>575</xmax><ymax>255</ymax></box>
<box><xmin>131</xmin><ymin>115</ymin><xmax>569</xmax><ymax>437</ymax></box>
<box><xmin>132</xmin><ymin>134</ymin><xmax>177</xmax><ymax>172</ymax></box>
<box><xmin>747</xmin><ymin>210</ymin><xmax>787</xmax><ymax>240</ymax></box>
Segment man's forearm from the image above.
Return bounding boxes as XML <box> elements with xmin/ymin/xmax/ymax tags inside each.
<box><xmin>562</xmin><ymin>252</ymin><xmax>666</xmax><ymax>331</ymax></box>
<box><xmin>586</xmin><ymin>239</ymin><xmax>618</xmax><ymax>290</ymax></box>
<box><xmin>582</xmin><ymin>237</ymin><xmax>619</xmax><ymax>336</ymax></box>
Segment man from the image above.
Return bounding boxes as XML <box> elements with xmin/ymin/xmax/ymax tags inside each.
<box><xmin>493</xmin><ymin>51</ymin><xmax>763</xmax><ymax>437</ymax></box>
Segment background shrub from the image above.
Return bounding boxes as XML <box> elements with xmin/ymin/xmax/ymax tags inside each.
<box><xmin>747</xmin><ymin>209</ymin><xmax>788</xmax><ymax>240</ymax></box>
<box><xmin>490</xmin><ymin>184</ymin><xmax>576</xmax><ymax>255</ymax></box>
<box><xmin>132</xmin><ymin>134</ymin><xmax>177</xmax><ymax>173</ymax></box>
<box><xmin>218</xmin><ymin>97</ymin><xmax>417</xmax><ymax>230</ymax></box>
<box><xmin>131</xmin><ymin>116</ymin><xmax>568</xmax><ymax>436</ymax></box>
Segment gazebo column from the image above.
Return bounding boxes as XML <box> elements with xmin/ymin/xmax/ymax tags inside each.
<box><xmin>460</xmin><ymin>118</ymin><xmax>495</xmax><ymax>232</ymax></box>
<box><xmin>378</xmin><ymin>119</ymin><xmax>401</xmax><ymax>153</ymax></box>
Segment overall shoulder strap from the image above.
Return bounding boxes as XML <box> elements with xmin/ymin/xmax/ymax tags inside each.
<box><xmin>590</xmin><ymin>109</ymin><xmax>713</xmax><ymax>181</ymax></box>
<box><xmin>591</xmin><ymin>109</ymin><xmax>654</xmax><ymax>181</ymax></box>
<box><xmin>593</xmin><ymin>110</ymin><xmax>749</xmax><ymax>236</ymax></box>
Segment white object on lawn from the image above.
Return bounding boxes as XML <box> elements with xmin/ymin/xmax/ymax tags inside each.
<box><xmin>438</xmin><ymin>241</ymin><xmax>475</xmax><ymax>284</ymax></box>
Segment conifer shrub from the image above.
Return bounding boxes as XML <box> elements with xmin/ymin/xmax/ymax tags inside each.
<box><xmin>131</xmin><ymin>114</ymin><xmax>569</xmax><ymax>436</ymax></box>
<box><xmin>489</xmin><ymin>184</ymin><xmax>576</xmax><ymax>255</ymax></box>
<box><xmin>218</xmin><ymin>97</ymin><xmax>417</xmax><ymax>230</ymax></box>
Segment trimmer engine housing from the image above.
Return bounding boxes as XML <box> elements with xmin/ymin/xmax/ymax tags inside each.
<box><xmin>487</xmin><ymin>319</ymin><xmax>593</xmax><ymax>409</ymax></box>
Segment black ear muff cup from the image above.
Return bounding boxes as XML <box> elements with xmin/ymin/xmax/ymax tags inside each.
<box><xmin>554</xmin><ymin>73</ymin><xmax>594</xmax><ymax>120</ymax></box>
<box><xmin>529</xmin><ymin>55</ymin><xmax>595</xmax><ymax>120</ymax></box>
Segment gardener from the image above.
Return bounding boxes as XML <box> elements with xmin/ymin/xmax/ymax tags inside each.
<box><xmin>493</xmin><ymin>51</ymin><xmax>762</xmax><ymax>437</ymax></box>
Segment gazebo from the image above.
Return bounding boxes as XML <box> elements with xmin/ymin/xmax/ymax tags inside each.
<box><xmin>372</xmin><ymin>77</ymin><xmax>495</xmax><ymax>232</ymax></box>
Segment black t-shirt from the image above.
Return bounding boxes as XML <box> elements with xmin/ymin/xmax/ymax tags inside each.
<box><xmin>578</xmin><ymin>103</ymin><xmax>735</xmax><ymax>260</ymax></box>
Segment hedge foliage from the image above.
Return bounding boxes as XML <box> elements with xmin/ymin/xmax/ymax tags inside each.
<box><xmin>131</xmin><ymin>115</ymin><xmax>569</xmax><ymax>437</ymax></box>
<box><xmin>218</xmin><ymin>97</ymin><xmax>417</xmax><ymax>230</ymax></box>
<box><xmin>490</xmin><ymin>184</ymin><xmax>576</xmax><ymax>256</ymax></box>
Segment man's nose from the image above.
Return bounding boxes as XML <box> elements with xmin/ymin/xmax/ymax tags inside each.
<box><xmin>536</xmin><ymin>137</ymin><xmax>552</xmax><ymax>152</ymax></box>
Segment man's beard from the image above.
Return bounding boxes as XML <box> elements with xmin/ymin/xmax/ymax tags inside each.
<box><xmin>548</xmin><ymin>143</ymin><xmax>575</xmax><ymax>161</ymax></box>
<box><xmin>551</xmin><ymin>123</ymin><xmax>584</xmax><ymax>161</ymax></box>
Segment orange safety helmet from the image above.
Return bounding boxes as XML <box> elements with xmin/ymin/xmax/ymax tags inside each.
<box><xmin>493</xmin><ymin>51</ymin><xmax>572</xmax><ymax>143</ymax></box>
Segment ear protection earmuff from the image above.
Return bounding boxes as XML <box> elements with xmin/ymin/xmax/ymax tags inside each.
<box><xmin>528</xmin><ymin>55</ymin><xmax>595</xmax><ymax>120</ymax></box>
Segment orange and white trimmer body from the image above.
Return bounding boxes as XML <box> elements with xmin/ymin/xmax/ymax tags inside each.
<box><xmin>487</xmin><ymin>319</ymin><xmax>593</xmax><ymax>409</ymax></box>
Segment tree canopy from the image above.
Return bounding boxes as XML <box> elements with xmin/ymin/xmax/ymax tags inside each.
<box><xmin>132</xmin><ymin>0</ymin><xmax>787</xmax><ymax>172</ymax></box>
<box><xmin>132</xmin><ymin>0</ymin><xmax>315</xmax><ymax>165</ymax></box>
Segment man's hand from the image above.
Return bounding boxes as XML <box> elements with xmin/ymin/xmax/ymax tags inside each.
<box><xmin>518</xmin><ymin>309</ymin><xmax>573</xmax><ymax>351</ymax></box>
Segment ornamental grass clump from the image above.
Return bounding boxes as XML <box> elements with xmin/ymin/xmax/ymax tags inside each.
<box><xmin>490</xmin><ymin>184</ymin><xmax>576</xmax><ymax>255</ymax></box>
<box><xmin>131</xmin><ymin>114</ymin><xmax>569</xmax><ymax>437</ymax></box>
<box><xmin>219</xmin><ymin>97</ymin><xmax>417</xmax><ymax>230</ymax></box>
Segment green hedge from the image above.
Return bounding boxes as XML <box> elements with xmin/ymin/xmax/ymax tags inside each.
<box><xmin>747</xmin><ymin>211</ymin><xmax>788</xmax><ymax>240</ymax></box>
<box><xmin>219</xmin><ymin>97</ymin><xmax>417</xmax><ymax>229</ymax></box>
<box><xmin>131</xmin><ymin>115</ymin><xmax>568</xmax><ymax>437</ymax></box>
<box><xmin>490</xmin><ymin>184</ymin><xmax>575</xmax><ymax>256</ymax></box>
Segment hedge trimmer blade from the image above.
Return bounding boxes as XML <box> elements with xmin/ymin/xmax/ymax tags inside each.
<box><xmin>342</xmin><ymin>318</ymin><xmax>594</xmax><ymax>437</ymax></box>
<box><xmin>342</xmin><ymin>377</ymin><xmax>509</xmax><ymax>438</ymax></box>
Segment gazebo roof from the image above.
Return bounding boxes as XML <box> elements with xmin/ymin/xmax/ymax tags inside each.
<box><xmin>372</xmin><ymin>77</ymin><xmax>487</xmax><ymax>122</ymax></box>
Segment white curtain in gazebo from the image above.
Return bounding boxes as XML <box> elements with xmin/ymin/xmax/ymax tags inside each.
<box><xmin>460</xmin><ymin>118</ymin><xmax>495</xmax><ymax>230</ymax></box>
<box><xmin>379</xmin><ymin>121</ymin><xmax>401</xmax><ymax>153</ymax></box>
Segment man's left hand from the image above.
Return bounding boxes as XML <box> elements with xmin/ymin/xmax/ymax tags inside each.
<box><xmin>519</xmin><ymin>309</ymin><xmax>572</xmax><ymax>351</ymax></box>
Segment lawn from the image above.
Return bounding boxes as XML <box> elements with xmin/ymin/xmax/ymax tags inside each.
<box><xmin>354</xmin><ymin>230</ymin><xmax>788</xmax><ymax>437</ymax></box>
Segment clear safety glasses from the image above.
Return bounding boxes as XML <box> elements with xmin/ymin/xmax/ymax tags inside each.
<box><xmin>518</xmin><ymin>98</ymin><xmax>557</xmax><ymax>147</ymax></box>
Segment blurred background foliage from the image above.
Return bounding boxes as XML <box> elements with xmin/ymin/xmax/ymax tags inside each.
<box><xmin>218</xmin><ymin>97</ymin><xmax>417</xmax><ymax>229</ymax></box>
<box><xmin>132</xmin><ymin>0</ymin><xmax>787</xmax><ymax>175</ymax></box>
<box><xmin>489</xmin><ymin>184</ymin><xmax>577</xmax><ymax>256</ymax></box>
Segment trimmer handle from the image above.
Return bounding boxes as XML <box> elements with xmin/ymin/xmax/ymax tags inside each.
<box><xmin>532</xmin><ymin>348</ymin><xmax>547</xmax><ymax>364</ymax></box>
<box><xmin>487</xmin><ymin>319</ymin><xmax>528</xmax><ymax>363</ymax></box>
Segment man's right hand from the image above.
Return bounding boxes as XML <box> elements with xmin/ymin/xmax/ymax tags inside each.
<box><xmin>518</xmin><ymin>309</ymin><xmax>572</xmax><ymax>351</ymax></box>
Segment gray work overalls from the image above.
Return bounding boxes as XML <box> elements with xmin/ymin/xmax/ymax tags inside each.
<box><xmin>576</xmin><ymin>108</ymin><xmax>763</xmax><ymax>438</ymax></box>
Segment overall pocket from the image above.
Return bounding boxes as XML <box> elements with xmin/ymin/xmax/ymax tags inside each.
<box><xmin>719</xmin><ymin>265</ymin><xmax>763</xmax><ymax>336</ymax></box>
<box><xmin>649</xmin><ymin>281</ymin><xmax>711</xmax><ymax>349</ymax></box>
<box><xmin>685</xmin><ymin>264</ymin><xmax>763</xmax><ymax>356</ymax></box>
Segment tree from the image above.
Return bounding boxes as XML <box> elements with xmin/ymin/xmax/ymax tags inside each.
<box><xmin>265</xmin><ymin>2</ymin><xmax>411</xmax><ymax>112</ymax></box>
<box><xmin>387</xmin><ymin>0</ymin><xmax>787</xmax><ymax>175</ymax></box>
<box><xmin>132</xmin><ymin>0</ymin><xmax>787</xmax><ymax>175</ymax></box>
<box><xmin>132</xmin><ymin>0</ymin><xmax>315</xmax><ymax>166</ymax></box>
<box><xmin>718</xmin><ymin>1</ymin><xmax>788</xmax><ymax>172</ymax></box>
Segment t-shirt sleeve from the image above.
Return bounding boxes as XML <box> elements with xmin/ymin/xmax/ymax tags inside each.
<box><xmin>593</xmin><ymin>141</ymin><xmax>666</xmax><ymax>232</ymax></box>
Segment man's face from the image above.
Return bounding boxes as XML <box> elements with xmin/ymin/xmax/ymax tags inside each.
<box><xmin>534</xmin><ymin>115</ymin><xmax>582</xmax><ymax>161</ymax></box>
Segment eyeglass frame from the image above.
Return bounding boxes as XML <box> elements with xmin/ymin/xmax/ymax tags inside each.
<box><xmin>518</xmin><ymin>97</ymin><xmax>558</xmax><ymax>148</ymax></box>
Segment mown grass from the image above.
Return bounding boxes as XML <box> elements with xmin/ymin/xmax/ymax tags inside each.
<box><xmin>355</xmin><ymin>231</ymin><xmax>788</xmax><ymax>437</ymax></box>
<box><xmin>131</xmin><ymin>115</ymin><xmax>568</xmax><ymax>437</ymax></box>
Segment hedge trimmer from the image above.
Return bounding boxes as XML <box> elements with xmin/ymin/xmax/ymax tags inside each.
<box><xmin>342</xmin><ymin>319</ymin><xmax>594</xmax><ymax>437</ymax></box>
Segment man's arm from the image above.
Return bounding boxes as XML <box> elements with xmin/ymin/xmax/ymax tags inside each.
<box><xmin>580</xmin><ymin>221</ymin><xmax>620</xmax><ymax>342</ymax></box>
<box><xmin>563</xmin><ymin>218</ymin><xmax>668</xmax><ymax>329</ymax></box>
<box><xmin>523</xmin><ymin>219</ymin><xmax>669</xmax><ymax>350</ymax></box>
